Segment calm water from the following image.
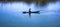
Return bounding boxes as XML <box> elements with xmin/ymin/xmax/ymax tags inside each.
<box><xmin>0</xmin><ymin>1</ymin><xmax>60</xmax><ymax>27</ymax></box>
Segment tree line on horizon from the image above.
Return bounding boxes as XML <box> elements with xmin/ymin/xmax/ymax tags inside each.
<box><xmin>0</xmin><ymin>0</ymin><xmax>59</xmax><ymax>6</ymax></box>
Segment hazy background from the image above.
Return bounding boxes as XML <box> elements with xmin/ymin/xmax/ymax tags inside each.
<box><xmin>0</xmin><ymin>0</ymin><xmax>60</xmax><ymax>27</ymax></box>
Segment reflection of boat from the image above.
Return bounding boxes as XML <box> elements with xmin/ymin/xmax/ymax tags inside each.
<box><xmin>23</xmin><ymin>8</ymin><xmax>40</xmax><ymax>17</ymax></box>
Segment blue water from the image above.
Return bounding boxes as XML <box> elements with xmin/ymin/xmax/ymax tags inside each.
<box><xmin>0</xmin><ymin>1</ymin><xmax>60</xmax><ymax>27</ymax></box>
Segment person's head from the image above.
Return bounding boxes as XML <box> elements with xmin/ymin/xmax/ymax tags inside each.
<box><xmin>29</xmin><ymin>8</ymin><xmax>31</xmax><ymax>10</ymax></box>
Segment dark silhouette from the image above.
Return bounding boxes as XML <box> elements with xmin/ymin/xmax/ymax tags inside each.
<box><xmin>23</xmin><ymin>8</ymin><xmax>40</xmax><ymax>17</ymax></box>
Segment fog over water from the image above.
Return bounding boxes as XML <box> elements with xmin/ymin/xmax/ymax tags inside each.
<box><xmin>0</xmin><ymin>1</ymin><xmax>60</xmax><ymax>27</ymax></box>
